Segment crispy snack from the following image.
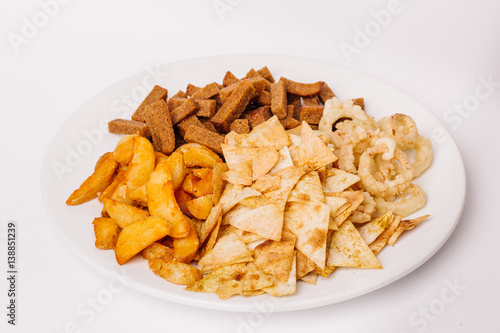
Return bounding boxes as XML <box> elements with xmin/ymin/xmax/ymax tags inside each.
<box><xmin>142</xmin><ymin>242</ymin><xmax>174</xmax><ymax>260</ymax></box>
<box><xmin>318</xmin><ymin>82</ymin><xmax>335</xmax><ymax>103</ymax></box>
<box><xmin>195</xmin><ymin>99</ymin><xmax>217</xmax><ymax>118</ymax></box>
<box><xmin>300</xmin><ymin>105</ymin><xmax>324</xmax><ymax>125</ymax></box>
<box><xmin>302</xmin><ymin>96</ymin><xmax>319</xmax><ymax>106</ymax></box>
<box><xmin>176</xmin><ymin>143</ymin><xmax>221</xmax><ymax>168</ymax></box>
<box><xmin>270</xmin><ymin>80</ymin><xmax>288</xmax><ymax>119</ymax></box>
<box><xmin>114</xmin><ymin>216</ymin><xmax>171</xmax><ymax>265</ymax></box>
<box><xmin>229</xmin><ymin>119</ymin><xmax>250</xmax><ymax>134</ymax></box>
<box><xmin>190</xmin><ymin>82</ymin><xmax>220</xmax><ymax>100</ymax></box>
<box><xmin>102</xmin><ymin>198</ymin><xmax>150</xmax><ymax>228</ymax></box>
<box><xmin>108</xmin><ymin>119</ymin><xmax>151</xmax><ymax>137</ymax></box>
<box><xmin>353</xmin><ymin>97</ymin><xmax>365</xmax><ymax>110</ymax></box>
<box><xmin>143</xmin><ymin>99</ymin><xmax>176</xmax><ymax>154</ymax></box>
<box><xmin>282</xmin><ymin>78</ymin><xmax>322</xmax><ymax>96</ymax></box>
<box><xmin>246</xmin><ymin>105</ymin><xmax>272</xmax><ymax>128</ymax></box>
<box><xmin>177</xmin><ymin>115</ymin><xmax>205</xmax><ymax>137</ymax></box>
<box><xmin>149</xmin><ymin>259</ymin><xmax>202</xmax><ymax>285</ymax></box>
<box><xmin>257</xmin><ymin>66</ymin><xmax>275</xmax><ymax>83</ymax></box>
<box><xmin>131</xmin><ymin>85</ymin><xmax>168</xmax><ymax>122</ymax></box>
<box><xmin>184</xmin><ymin>125</ymin><xmax>225</xmax><ymax>154</ymax></box>
<box><xmin>211</xmin><ymin>80</ymin><xmax>256</xmax><ymax>133</ymax></box>
<box><xmin>170</xmin><ymin>98</ymin><xmax>198</xmax><ymax>125</ymax></box>
<box><xmin>173</xmin><ymin>216</ymin><xmax>200</xmax><ymax>263</ymax></box>
<box><xmin>66</xmin><ymin>152</ymin><xmax>118</xmax><ymax>205</ymax></box>
<box><xmin>125</xmin><ymin>136</ymin><xmax>155</xmax><ymax>192</ymax></box>
<box><xmin>92</xmin><ymin>217</ymin><xmax>120</xmax><ymax>250</ymax></box>
<box><xmin>186</xmin><ymin>83</ymin><xmax>200</xmax><ymax>97</ymax></box>
<box><xmin>223</xmin><ymin>71</ymin><xmax>239</xmax><ymax>87</ymax></box>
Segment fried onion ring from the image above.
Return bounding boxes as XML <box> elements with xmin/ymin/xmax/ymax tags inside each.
<box><xmin>378</xmin><ymin>113</ymin><xmax>418</xmax><ymax>150</ymax></box>
<box><xmin>411</xmin><ymin>135</ymin><xmax>433</xmax><ymax>178</ymax></box>
<box><xmin>374</xmin><ymin>184</ymin><xmax>426</xmax><ymax>217</ymax></box>
<box><xmin>358</xmin><ymin>138</ymin><xmax>413</xmax><ymax>198</ymax></box>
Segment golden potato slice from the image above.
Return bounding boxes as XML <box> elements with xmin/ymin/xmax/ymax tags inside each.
<box><xmin>142</xmin><ymin>242</ymin><xmax>174</xmax><ymax>260</ymax></box>
<box><xmin>125</xmin><ymin>136</ymin><xmax>155</xmax><ymax>192</ymax></box>
<box><xmin>113</xmin><ymin>134</ymin><xmax>135</xmax><ymax>165</ymax></box>
<box><xmin>127</xmin><ymin>183</ymin><xmax>148</xmax><ymax>206</ymax></box>
<box><xmin>174</xmin><ymin>188</ymin><xmax>195</xmax><ymax>217</ymax></box>
<box><xmin>102</xmin><ymin>198</ymin><xmax>150</xmax><ymax>228</ymax></box>
<box><xmin>182</xmin><ymin>174</ymin><xmax>201</xmax><ymax>196</ymax></box>
<box><xmin>66</xmin><ymin>152</ymin><xmax>119</xmax><ymax>205</ymax></box>
<box><xmin>164</xmin><ymin>150</ymin><xmax>187</xmax><ymax>190</ymax></box>
<box><xmin>149</xmin><ymin>259</ymin><xmax>202</xmax><ymax>285</ymax></box>
<box><xmin>92</xmin><ymin>217</ymin><xmax>120</xmax><ymax>250</ymax></box>
<box><xmin>173</xmin><ymin>216</ymin><xmax>200</xmax><ymax>263</ymax></box>
<box><xmin>186</xmin><ymin>195</ymin><xmax>214</xmax><ymax>220</ymax></box>
<box><xmin>189</xmin><ymin>167</ymin><xmax>212</xmax><ymax>179</ymax></box>
<box><xmin>98</xmin><ymin>170</ymin><xmax>125</xmax><ymax>202</ymax></box>
<box><xmin>176</xmin><ymin>143</ymin><xmax>221</xmax><ymax>168</ymax></box>
<box><xmin>114</xmin><ymin>216</ymin><xmax>171</xmax><ymax>265</ymax></box>
<box><xmin>147</xmin><ymin>159</ymin><xmax>190</xmax><ymax>238</ymax></box>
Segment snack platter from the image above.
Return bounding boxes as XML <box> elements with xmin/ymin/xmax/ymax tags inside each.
<box><xmin>41</xmin><ymin>54</ymin><xmax>465</xmax><ymax>312</ymax></box>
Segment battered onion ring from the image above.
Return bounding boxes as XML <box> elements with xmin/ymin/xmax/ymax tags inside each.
<box><xmin>358</xmin><ymin>139</ymin><xmax>413</xmax><ymax>198</ymax></box>
<box><xmin>411</xmin><ymin>135</ymin><xmax>433</xmax><ymax>178</ymax></box>
<box><xmin>319</xmin><ymin>97</ymin><xmax>376</xmax><ymax>143</ymax></box>
<box><xmin>378</xmin><ymin>114</ymin><xmax>418</xmax><ymax>150</ymax></box>
<box><xmin>374</xmin><ymin>184</ymin><xmax>426</xmax><ymax>217</ymax></box>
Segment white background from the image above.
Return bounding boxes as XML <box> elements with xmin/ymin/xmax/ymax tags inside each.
<box><xmin>1</xmin><ymin>0</ymin><xmax>499</xmax><ymax>332</ymax></box>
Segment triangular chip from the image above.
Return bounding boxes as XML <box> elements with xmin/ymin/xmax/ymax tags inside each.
<box><xmin>370</xmin><ymin>214</ymin><xmax>402</xmax><ymax>255</ymax></box>
<box><xmin>268</xmin><ymin>146</ymin><xmax>294</xmax><ymax>175</ymax></box>
<box><xmin>253</xmin><ymin>229</ymin><xmax>296</xmax><ymax>281</ymax></box>
<box><xmin>324</xmin><ymin>196</ymin><xmax>350</xmax><ymax>219</ymax></box>
<box><xmin>357</xmin><ymin>211</ymin><xmax>394</xmax><ymax>245</ymax></box>
<box><xmin>200</xmin><ymin>204</ymin><xmax>223</xmax><ymax>244</ymax></box>
<box><xmin>388</xmin><ymin>215</ymin><xmax>430</xmax><ymax>245</ymax></box>
<box><xmin>263</xmin><ymin>166</ymin><xmax>309</xmax><ymax>211</ymax></box>
<box><xmin>288</xmin><ymin>171</ymin><xmax>325</xmax><ymax>203</ymax></box>
<box><xmin>296</xmin><ymin>122</ymin><xmax>337</xmax><ymax>170</ymax></box>
<box><xmin>239</xmin><ymin>195</ymin><xmax>271</xmax><ymax>209</ymax></box>
<box><xmin>218</xmin><ymin>183</ymin><xmax>262</xmax><ymax>214</ymax></box>
<box><xmin>226</xmin><ymin>204</ymin><xmax>283</xmax><ymax>241</ymax></box>
<box><xmin>211</xmin><ymin>162</ymin><xmax>228</xmax><ymax>205</ymax></box>
<box><xmin>232</xmin><ymin>116</ymin><xmax>291</xmax><ymax>150</ymax></box>
<box><xmin>284</xmin><ymin>201</ymin><xmax>330</xmax><ymax>269</ymax></box>
<box><xmin>252</xmin><ymin>174</ymin><xmax>281</xmax><ymax>193</ymax></box>
<box><xmin>219</xmin><ymin>225</ymin><xmax>264</xmax><ymax>244</ymax></box>
<box><xmin>221</xmin><ymin>144</ymin><xmax>257</xmax><ymax>170</ymax></box>
<box><xmin>222</xmin><ymin>160</ymin><xmax>253</xmax><ymax>186</ymax></box>
<box><xmin>242</xmin><ymin>262</ymin><xmax>274</xmax><ymax>292</ymax></box>
<box><xmin>327</xmin><ymin>220</ymin><xmax>382</xmax><ymax>269</ymax></box>
<box><xmin>299</xmin><ymin>272</ymin><xmax>318</xmax><ymax>285</ymax></box>
<box><xmin>186</xmin><ymin>263</ymin><xmax>246</xmax><ymax>299</ymax></box>
<box><xmin>222</xmin><ymin>204</ymin><xmax>252</xmax><ymax>225</ymax></box>
<box><xmin>327</xmin><ymin>191</ymin><xmax>364</xmax><ymax>229</ymax></box>
<box><xmin>263</xmin><ymin>253</ymin><xmax>296</xmax><ymax>296</ymax></box>
<box><xmin>197</xmin><ymin>231</ymin><xmax>254</xmax><ymax>272</ymax></box>
<box><xmin>322</xmin><ymin>168</ymin><xmax>361</xmax><ymax>193</ymax></box>
<box><xmin>252</xmin><ymin>147</ymin><xmax>280</xmax><ymax>180</ymax></box>
<box><xmin>296</xmin><ymin>250</ymin><xmax>317</xmax><ymax>279</ymax></box>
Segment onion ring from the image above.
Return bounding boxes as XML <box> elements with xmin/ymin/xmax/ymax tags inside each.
<box><xmin>374</xmin><ymin>184</ymin><xmax>426</xmax><ymax>217</ymax></box>
<box><xmin>378</xmin><ymin>113</ymin><xmax>418</xmax><ymax>150</ymax></box>
<box><xmin>411</xmin><ymin>135</ymin><xmax>433</xmax><ymax>178</ymax></box>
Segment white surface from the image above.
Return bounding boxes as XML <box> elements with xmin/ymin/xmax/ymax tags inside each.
<box><xmin>41</xmin><ymin>54</ymin><xmax>466</xmax><ymax>312</ymax></box>
<box><xmin>1</xmin><ymin>0</ymin><xmax>499</xmax><ymax>332</ymax></box>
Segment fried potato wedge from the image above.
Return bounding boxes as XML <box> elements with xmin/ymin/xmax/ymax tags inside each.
<box><xmin>92</xmin><ymin>217</ymin><xmax>120</xmax><ymax>250</ymax></box>
<box><xmin>102</xmin><ymin>198</ymin><xmax>150</xmax><ymax>228</ymax></box>
<box><xmin>164</xmin><ymin>150</ymin><xmax>187</xmax><ymax>190</ymax></box>
<box><xmin>142</xmin><ymin>242</ymin><xmax>174</xmax><ymax>260</ymax></box>
<box><xmin>147</xmin><ymin>159</ymin><xmax>190</xmax><ymax>238</ymax></box>
<box><xmin>173</xmin><ymin>216</ymin><xmax>200</xmax><ymax>263</ymax></box>
<box><xmin>149</xmin><ymin>259</ymin><xmax>202</xmax><ymax>285</ymax></box>
<box><xmin>67</xmin><ymin>152</ymin><xmax>119</xmax><ymax>205</ymax></box>
<box><xmin>125</xmin><ymin>136</ymin><xmax>155</xmax><ymax>192</ymax></box>
<box><xmin>176</xmin><ymin>143</ymin><xmax>221</xmax><ymax>168</ymax></box>
<box><xmin>186</xmin><ymin>195</ymin><xmax>214</xmax><ymax>220</ymax></box>
<box><xmin>113</xmin><ymin>134</ymin><xmax>135</xmax><ymax>165</ymax></box>
<box><xmin>115</xmin><ymin>216</ymin><xmax>171</xmax><ymax>265</ymax></box>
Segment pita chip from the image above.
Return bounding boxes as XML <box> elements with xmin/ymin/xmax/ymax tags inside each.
<box><xmin>218</xmin><ymin>183</ymin><xmax>262</xmax><ymax>214</ymax></box>
<box><xmin>263</xmin><ymin>253</ymin><xmax>297</xmax><ymax>296</ymax></box>
<box><xmin>370</xmin><ymin>214</ymin><xmax>402</xmax><ymax>255</ymax></box>
<box><xmin>388</xmin><ymin>215</ymin><xmax>430</xmax><ymax>246</ymax></box>
<box><xmin>300</xmin><ymin>272</ymin><xmax>318</xmax><ymax>285</ymax></box>
<box><xmin>186</xmin><ymin>263</ymin><xmax>246</xmax><ymax>299</ymax></box>
<box><xmin>268</xmin><ymin>146</ymin><xmax>294</xmax><ymax>175</ymax></box>
<box><xmin>226</xmin><ymin>204</ymin><xmax>283</xmax><ymax>241</ymax></box>
<box><xmin>296</xmin><ymin>250</ymin><xmax>317</xmax><ymax>279</ymax></box>
<box><xmin>326</xmin><ymin>191</ymin><xmax>364</xmax><ymax>229</ymax></box>
<box><xmin>253</xmin><ymin>229</ymin><xmax>296</xmax><ymax>282</ymax></box>
<box><xmin>296</xmin><ymin>122</ymin><xmax>337</xmax><ymax>170</ymax></box>
<box><xmin>263</xmin><ymin>166</ymin><xmax>309</xmax><ymax>211</ymax></box>
<box><xmin>242</xmin><ymin>262</ymin><xmax>274</xmax><ymax>292</ymax></box>
<box><xmin>327</xmin><ymin>220</ymin><xmax>382</xmax><ymax>269</ymax></box>
<box><xmin>288</xmin><ymin>171</ymin><xmax>325</xmax><ymax>203</ymax></box>
<box><xmin>222</xmin><ymin>160</ymin><xmax>253</xmax><ymax>186</ymax></box>
<box><xmin>322</xmin><ymin>168</ymin><xmax>361</xmax><ymax>193</ymax></box>
<box><xmin>252</xmin><ymin>174</ymin><xmax>282</xmax><ymax>193</ymax></box>
<box><xmin>357</xmin><ymin>211</ymin><xmax>394</xmax><ymax>245</ymax></box>
<box><xmin>252</xmin><ymin>147</ymin><xmax>280</xmax><ymax>180</ymax></box>
<box><xmin>230</xmin><ymin>116</ymin><xmax>291</xmax><ymax>150</ymax></box>
<box><xmin>212</xmin><ymin>162</ymin><xmax>228</xmax><ymax>205</ymax></box>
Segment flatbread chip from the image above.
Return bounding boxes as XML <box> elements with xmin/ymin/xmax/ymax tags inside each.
<box><xmin>327</xmin><ymin>220</ymin><xmax>382</xmax><ymax>269</ymax></box>
<box><xmin>388</xmin><ymin>215</ymin><xmax>430</xmax><ymax>245</ymax></box>
<box><xmin>221</xmin><ymin>144</ymin><xmax>258</xmax><ymax>170</ymax></box>
<box><xmin>231</xmin><ymin>116</ymin><xmax>291</xmax><ymax>150</ymax></box>
<box><xmin>284</xmin><ymin>201</ymin><xmax>330</xmax><ymax>269</ymax></box>
<box><xmin>263</xmin><ymin>253</ymin><xmax>296</xmax><ymax>296</ymax></box>
<box><xmin>322</xmin><ymin>168</ymin><xmax>361</xmax><ymax>193</ymax></box>
<box><xmin>197</xmin><ymin>231</ymin><xmax>254</xmax><ymax>272</ymax></box>
<box><xmin>200</xmin><ymin>204</ymin><xmax>223</xmax><ymax>244</ymax></box>
<box><xmin>252</xmin><ymin>174</ymin><xmax>281</xmax><ymax>193</ymax></box>
<box><xmin>253</xmin><ymin>230</ymin><xmax>296</xmax><ymax>282</ymax></box>
<box><xmin>296</xmin><ymin>122</ymin><xmax>337</xmax><ymax>170</ymax></box>
<box><xmin>296</xmin><ymin>250</ymin><xmax>317</xmax><ymax>279</ymax></box>
<box><xmin>370</xmin><ymin>214</ymin><xmax>402</xmax><ymax>255</ymax></box>
<box><xmin>212</xmin><ymin>162</ymin><xmax>228</xmax><ymax>205</ymax></box>
<box><xmin>238</xmin><ymin>195</ymin><xmax>271</xmax><ymax>209</ymax></box>
<box><xmin>218</xmin><ymin>183</ymin><xmax>262</xmax><ymax>214</ymax></box>
<box><xmin>326</xmin><ymin>191</ymin><xmax>365</xmax><ymax>229</ymax></box>
<box><xmin>222</xmin><ymin>160</ymin><xmax>253</xmax><ymax>186</ymax></box>
<box><xmin>324</xmin><ymin>196</ymin><xmax>350</xmax><ymax>219</ymax></box>
<box><xmin>288</xmin><ymin>171</ymin><xmax>324</xmax><ymax>203</ymax></box>
<box><xmin>263</xmin><ymin>166</ymin><xmax>309</xmax><ymax>211</ymax></box>
<box><xmin>268</xmin><ymin>146</ymin><xmax>294</xmax><ymax>175</ymax></box>
<box><xmin>243</xmin><ymin>262</ymin><xmax>274</xmax><ymax>292</ymax></box>
<box><xmin>300</xmin><ymin>272</ymin><xmax>318</xmax><ymax>285</ymax></box>
<box><xmin>219</xmin><ymin>225</ymin><xmax>264</xmax><ymax>244</ymax></box>
<box><xmin>252</xmin><ymin>147</ymin><xmax>280</xmax><ymax>180</ymax></box>
<box><xmin>186</xmin><ymin>263</ymin><xmax>246</xmax><ymax>299</ymax></box>
<box><xmin>226</xmin><ymin>204</ymin><xmax>283</xmax><ymax>241</ymax></box>
<box><xmin>357</xmin><ymin>211</ymin><xmax>394</xmax><ymax>245</ymax></box>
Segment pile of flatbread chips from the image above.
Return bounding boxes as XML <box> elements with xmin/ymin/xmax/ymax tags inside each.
<box><xmin>66</xmin><ymin>74</ymin><xmax>431</xmax><ymax>300</ymax></box>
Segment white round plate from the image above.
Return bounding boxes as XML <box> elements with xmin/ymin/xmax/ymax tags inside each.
<box><xmin>41</xmin><ymin>54</ymin><xmax>466</xmax><ymax>312</ymax></box>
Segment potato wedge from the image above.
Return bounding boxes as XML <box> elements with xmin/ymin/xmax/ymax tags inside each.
<box><xmin>174</xmin><ymin>189</ymin><xmax>194</xmax><ymax>217</ymax></box>
<box><xmin>176</xmin><ymin>143</ymin><xmax>221</xmax><ymax>168</ymax></box>
<box><xmin>182</xmin><ymin>174</ymin><xmax>201</xmax><ymax>196</ymax></box>
<box><xmin>149</xmin><ymin>259</ymin><xmax>202</xmax><ymax>285</ymax></box>
<box><xmin>102</xmin><ymin>198</ymin><xmax>150</xmax><ymax>228</ymax></box>
<box><xmin>125</xmin><ymin>136</ymin><xmax>155</xmax><ymax>192</ymax></box>
<box><xmin>115</xmin><ymin>216</ymin><xmax>171</xmax><ymax>265</ymax></box>
<box><xmin>127</xmin><ymin>183</ymin><xmax>148</xmax><ymax>206</ymax></box>
<box><xmin>67</xmin><ymin>152</ymin><xmax>119</xmax><ymax>205</ymax></box>
<box><xmin>173</xmin><ymin>216</ymin><xmax>200</xmax><ymax>263</ymax></box>
<box><xmin>98</xmin><ymin>170</ymin><xmax>126</xmax><ymax>202</ymax></box>
<box><xmin>164</xmin><ymin>150</ymin><xmax>187</xmax><ymax>190</ymax></box>
<box><xmin>113</xmin><ymin>134</ymin><xmax>135</xmax><ymax>165</ymax></box>
<box><xmin>147</xmin><ymin>159</ymin><xmax>190</xmax><ymax>238</ymax></box>
<box><xmin>142</xmin><ymin>242</ymin><xmax>174</xmax><ymax>260</ymax></box>
<box><xmin>186</xmin><ymin>195</ymin><xmax>214</xmax><ymax>220</ymax></box>
<box><xmin>92</xmin><ymin>217</ymin><xmax>120</xmax><ymax>250</ymax></box>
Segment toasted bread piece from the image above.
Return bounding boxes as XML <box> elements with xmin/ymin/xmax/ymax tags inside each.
<box><xmin>282</xmin><ymin>78</ymin><xmax>322</xmax><ymax>96</ymax></box>
<box><xmin>270</xmin><ymin>80</ymin><xmax>288</xmax><ymax>119</ymax></box>
<box><xmin>190</xmin><ymin>82</ymin><xmax>220</xmax><ymax>100</ymax></box>
<box><xmin>170</xmin><ymin>98</ymin><xmax>198</xmax><ymax>125</ymax></box>
<box><xmin>108</xmin><ymin>119</ymin><xmax>151</xmax><ymax>137</ymax></box>
<box><xmin>257</xmin><ymin>66</ymin><xmax>275</xmax><ymax>83</ymax></box>
<box><xmin>131</xmin><ymin>85</ymin><xmax>168</xmax><ymax>122</ymax></box>
<box><xmin>318</xmin><ymin>82</ymin><xmax>335</xmax><ymax>103</ymax></box>
<box><xmin>184</xmin><ymin>125</ymin><xmax>225</xmax><ymax>154</ymax></box>
<box><xmin>223</xmin><ymin>71</ymin><xmax>239</xmax><ymax>87</ymax></box>
<box><xmin>300</xmin><ymin>105</ymin><xmax>324</xmax><ymax>125</ymax></box>
<box><xmin>177</xmin><ymin>115</ymin><xmax>205</xmax><ymax>137</ymax></box>
<box><xmin>143</xmin><ymin>99</ymin><xmax>175</xmax><ymax>154</ymax></box>
<box><xmin>230</xmin><ymin>119</ymin><xmax>251</xmax><ymax>134</ymax></box>
<box><xmin>195</xmin><ymin>99</ymin><xmax>217</xmax><ymax>118</ymax></box>
<box><xmin>353</xmin><ymin>97</ymin><xmax>365</xmax><ymax>110</ymax></box>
